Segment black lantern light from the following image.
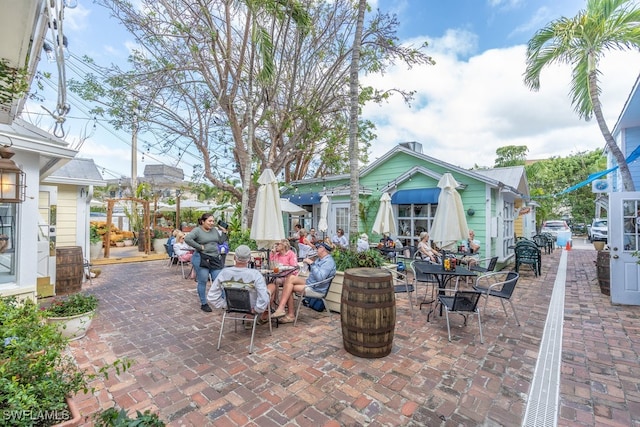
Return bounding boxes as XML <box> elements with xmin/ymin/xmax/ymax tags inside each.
<box><xmin>0</xmin><ymin>145</ymin><xmax>26</xmax><ymax>203</ymax></box>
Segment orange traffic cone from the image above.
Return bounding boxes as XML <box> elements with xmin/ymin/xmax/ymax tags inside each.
<box><xmin>565</xmin><ymin>241</ymin><xmax>571</xmax><ymax>251</ymax></box>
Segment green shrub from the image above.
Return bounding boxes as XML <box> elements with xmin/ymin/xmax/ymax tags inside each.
<box><xmin>228</xmin><ymin>229</ymin><xmax>257</xmax><ymax>250</ymax></box>
<box><xmin>94</xmin><ymin>407</ymin><xmax>165</xmax><ymax>426</ymax></box>
<box><xmin>332</xmin><ymin>248</ymin><xmax>386</xmax><ymax>271</ymax></box>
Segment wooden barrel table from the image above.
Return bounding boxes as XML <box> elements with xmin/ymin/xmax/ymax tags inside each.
<box><xmin>596</xmin><ymin>250</ymin><xmax>610</xmax><ymax>296</ymax></box>
<box><xmin>341</xmin><ymin>268</ymin><xmax>395</xmax><ymax>358</ymax></box>
<box><xmin>55</xmin><ymin>246</ymin><xmax>84</xmax><ymax>295</ymax></box>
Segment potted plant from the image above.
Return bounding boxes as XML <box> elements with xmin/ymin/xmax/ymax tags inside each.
<box><xmin>89</xmin><ymin>223</ymin><xmax>103</xmax><ymax>259</ymax></box>
<box><xmin>1</xmin><ymin>296</ymin><xmax>131</xmax><ymax>427</ymax></box>
<box><xmin>43</xmin><ymin>293</ymin><xmax>99</xmax><ymax>341</ymax></box>
<box><xmin>152</xmin><ymin>228</ymin><xmax>169</xmax><ymax>254</ymax></box>
<box><xmin>325</xmin><ymin>248</ymin><xmax>387</xmax><ymax>312</ymax></box>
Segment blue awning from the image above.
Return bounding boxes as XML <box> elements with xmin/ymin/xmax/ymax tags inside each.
<box><xmin>284</xmin><ymin>192</ymin><xmax>320</xmax><ymax>205</ymax></box>
<box><xmin>391</xmin><ymin>188</ymin><xmax>440</xmax><ymax>204</ymax></box>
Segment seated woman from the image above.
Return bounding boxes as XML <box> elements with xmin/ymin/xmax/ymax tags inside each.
<box><xmin>173</xmin><ymin>232</ymin><xmax>195</xmax><ymax>262</ymax></box>
<box><xmin>269</xmin><ymin>239</ymin><xmax>299</xmax><ymax>308</ymax></box>
<box><xmin>416</xmin><ymin>231</ymin><xmax>441</xmax><ymax>263</ymax></box>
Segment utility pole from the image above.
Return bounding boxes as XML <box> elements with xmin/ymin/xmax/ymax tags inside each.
<box><xmin>131</xmin><ymin>107</ymin><xmax>139</xmax><ymax>194</ymax></box>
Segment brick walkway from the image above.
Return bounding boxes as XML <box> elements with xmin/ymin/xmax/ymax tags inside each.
<box><xmin>68</xmin><ymin>249</ymin><xmax>640</xmax><ymax>426</ymax></box>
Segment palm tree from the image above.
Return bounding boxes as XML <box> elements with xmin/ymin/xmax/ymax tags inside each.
<box><xmin>524</xmin><ymin>0</ymin><xmax>640</xmax><ymax>191</ymax></box>
<box><xmin>347</xmin><ymin>0</ymin><xmax>368</xmax><ymax>250</ymax></box>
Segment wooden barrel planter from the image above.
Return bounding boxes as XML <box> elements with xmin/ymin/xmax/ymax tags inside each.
<box><xmin>55</xmin><ymin>246</ymin><xmax>84</xmax><ymax>295</ymax></box>
<box><xmin>596</xmin><ymin>250</ymin><xmax>610</xmax><ymax>296</ymax></box>
<box><xmin>341</xmin><ymin>268</ymin><xmax>396</xmax><ymax>358</ymax></box>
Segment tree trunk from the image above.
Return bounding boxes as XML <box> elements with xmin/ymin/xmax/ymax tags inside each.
<box><xmin>347</xmin><ymin>0</ymin><xmax>367</xmax><ymax>250</ymax></box>
<box><xmin>589</xmin><ymin>71</ymin><xmax>635</xmax><ymax>191</ymax></box>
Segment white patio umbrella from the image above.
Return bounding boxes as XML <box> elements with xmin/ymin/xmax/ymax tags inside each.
<box><xmin>250</xmin><ymin>169</ymin><xmax>286</xmax><ymax>255</ymax></box>
<box><xmin>372</xmin><ymin>192</ymin><xmax>397</xmax><ymax>236</ymax></box>
<box><xmin>430</xmin><ymin>173</ymin><xmax>469</xmax><ymax>250</ymax></box>
<box><xmin>318</xmin><ymin>195</ymin><xmax>329</xmax><ymax>236</ymax></box>
<box><xmin>280</xmin><ymin>198</ymin><xmax>308</xmax><ymax>215</ymax></box>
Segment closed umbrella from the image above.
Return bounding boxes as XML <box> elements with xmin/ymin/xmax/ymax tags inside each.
<box><xmin>250</xmin><ymin>169</ymin><xmax>286</xmax><ymax>259</ymax></box>
<box><xmin>372</xmin><ymin>192</ymin><xmax>397</xmax><ymax>236</ymax></box>
<box><xmin>318</xmin><ymin>195</ymin><xmax>329</xmax><ymax>236</ymax></box>
<box><xmin>430</xmin><ymin>173</ymin><xmax>469</xmax><ymax>250</ymax></box>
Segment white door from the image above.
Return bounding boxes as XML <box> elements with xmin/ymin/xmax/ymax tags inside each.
<box><xmin>38</xmin><ymin>186</ymin><xmax>57</xmax><ymax>281</ymax></box>
<box><xmin>330</xmin><ymin>203</ymin><xmax>350</xmax><ymax>239</ymax></box>
<box><xmin>609</xmin><ymin>192</ymin><xmax>640</xmax><ymax>305</ymax></box>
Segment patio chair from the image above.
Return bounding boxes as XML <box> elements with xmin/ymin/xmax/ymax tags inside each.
<box><xmin>383</xmin><ymin>267</ymin><xmax>415</xmax><ymax>318</ymax></box>
<box><xmin>532</xmin><ymin>234</ymin><xmax>551</xmax><ymax>254</ymax></box>
<box><xmin>473</xmin><ymin>271</ymin><xmax>520</xmax><ymax>325</ymax></box>
<box><xmin>216</xmin><ymin>280</ymin><xmax>272</xmax><ymax>354</ymax></box>
<box><xmin>293</xmin><ymin>275</ymin><xmax>335</xmax><ymax>326</ymax></box>
<box><xmin>83</xmin><ymin>258</ymin><xmax>93</xmax><ymax>285</ymax></box>
<box><xmin>514</xmin><ymin>244</ymin><xmax>541</xmax><ymax>276</ymax></box>
<box><xmin>541</xmin><ymin>232</ymin><xmax>555</xmax><ymax>253</ymax></box>
<box><xmin>410</xmin><ymin>260</ymin><xmax>439</xmax><ymax>309</ymax></box>
<box><xmin>436</xmin><ymin>290</ymin><xmax>484</xmax><ymax>343</ymax></box>
<box><xmin>469</xmin><ymin>256</ymin><xmax>498</xmax><ymax>275</ymax></box>
<box><xmin>164</xmin><ymin>244</ymin><xmax>190</xmax><ymax>278</ymax></box>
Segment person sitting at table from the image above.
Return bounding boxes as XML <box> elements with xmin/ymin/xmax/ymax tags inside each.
<box><xmin>377</xmin><ymin>233</ymin><xmax>396</xmax><ymax>260</ymax></box>
<box><xmin>357</xmin><ymin>233</ymin><xmax>369</xmax><ymax>253</ymax></box>
<box><xmin>308</xmin><ymin>228</ymin><xmax>318</xmax><ymax>245</ymax></box>
<box><xmin>417</xmin><ymin>231</ymin><xmax>441</xmax><ymax>263</ymax></box>
<box><xmin>269</xmin><ymin>239</ymin><xmax>300</xmax><ymax>314</ymax></box>
<box><xmin>272</xmin><ymin>241</ymin><xmax>336</xmax><ymax>324</ymax></box>
<box><xmin>207</xmin><ymin>245</ymin><xmax>274</xmax><ymax>327</ymax></box>
<box><xmin>173</xmin><ymin>232</ymin><xmax>195</xmax><ymax>262</ymax></box>
<box><xmin>331</xmin><ymin>228</ymin><xmax>348</xmax><ymax>249</ymax></box>
<box><xmin>460</xmin><ymin>229</ymin><xmax>480</xmax><ymax>267</ymax></box>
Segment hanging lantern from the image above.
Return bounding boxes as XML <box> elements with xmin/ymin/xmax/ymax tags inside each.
<box><xmin>0</xmin><ymin>145</ymin><xmax>26</xmax><ymax>203</ymax></box>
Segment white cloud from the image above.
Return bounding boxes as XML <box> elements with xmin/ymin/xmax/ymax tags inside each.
<box><xmin>362</xmin><ymin>32</ymin><xmax>640</xmax><ymax>169</ymax></box>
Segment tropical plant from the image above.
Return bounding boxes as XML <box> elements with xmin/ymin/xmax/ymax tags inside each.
<box><xmin>524</xmin><ymin>0</ymin><xmax>640</xmax><ymax>191</ymax></box>
<box><xmin>90</xmin><ymin>224</ymin><xmax>103</xmax><ymax>244</ymax></box>
<box><xmin>94</xmin><ymin>407</ymin><xmax>165</xmax><ymax>426</ymax></box>
<box><xmin>43</xmin><ymin>293</ymin><xmax>99</xmax><ymax>317</ymax></box>
<box><xmin>332</xmin><ymin>248</ymin><xmax>386</xmax><ymax>271</ymax></box>
<box><xmin>0</xmin><ymin>297</ymin><xmax>131</xmax><ymax>427</ymax></box>
<box><xmin>228</xmin><ymin>229</ymin><xmax>257</xmax><ymax>251</ymax></box>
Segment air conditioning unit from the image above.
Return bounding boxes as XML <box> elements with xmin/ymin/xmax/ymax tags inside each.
<box><xmin>592</xmin><ymin>179</ymin><xmax>611</xmax><ymax>193</ymax></box>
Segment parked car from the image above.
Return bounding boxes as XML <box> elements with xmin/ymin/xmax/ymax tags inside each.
<box><xmin>541</xmin><ymin>220</ymin><xmax>571</xmax><ymax>240</ymax></box>
<box><xmin>588</xmin><ymin>218</ymin><xmax>608</xmax><ymax>243</ymax></box>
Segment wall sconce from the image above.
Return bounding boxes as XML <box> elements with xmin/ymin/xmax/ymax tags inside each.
<box><xmin>467</xmin><ymin>208</ymin><xmax>475</xmax><ymax>216</ymax></box>
<box><xmin>0</xmin><ymin>145</ymin><xmax>26</xmax><ymax>203</ymax></box>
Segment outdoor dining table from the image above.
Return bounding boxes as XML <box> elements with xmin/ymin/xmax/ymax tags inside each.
<box><xmin>260</xmin><ymin>265</ymin><xmax>300</xmax><ymax>284</ymax></box>
<box><xmin>412</xmin><ymin>261</ymin><xmax>477</xmax><ymax>320</ymax></box>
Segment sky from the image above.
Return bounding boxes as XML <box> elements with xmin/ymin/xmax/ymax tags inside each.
<box><xmin>25</xmin><ymin>0</ymin><xmax>640</xmax><ymax>181</ymax></box>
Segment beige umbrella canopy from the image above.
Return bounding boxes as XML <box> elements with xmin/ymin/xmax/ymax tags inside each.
<box><xmin>318</xmin><ymin>195</ymin><xmax>329</xmax><ymax>234</ymax></box>
<box><xmin>372</xmin><ymin>192</ymin><xmax>397</xmax><ymax>236</ymax></box>
<box><xmin>250</xmin><ymin>169</ymin><xmax>286</xmax><ymax>250</ymax></box>
<box><xmin>430</xmin><ymin>173</ymin><xmax>469</xmax><ymax>250</ymax></box>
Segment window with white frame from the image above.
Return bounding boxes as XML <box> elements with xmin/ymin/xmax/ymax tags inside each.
<box><xmin>397</xmin><ymin>204</ymin><xmax>437</xmax><ymax>247</ymax></box>
<box><xmin>502</xmin><ymin>202</ymin><xmax>515</xmax><ymax>258</ymax></box>
<box><xmin>0</xmin><ymin>203</ymin><xmax>17</xmax><ymax>283</ymax></box>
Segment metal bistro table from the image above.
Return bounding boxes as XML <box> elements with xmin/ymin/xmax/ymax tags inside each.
<box><xmin>412</xmin><ymin>261</ymin><xmax>477</xmax><ymax>320</ymax></box>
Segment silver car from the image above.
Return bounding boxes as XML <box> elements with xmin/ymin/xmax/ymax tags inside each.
<box><xmin>588</xmin><ymin>219</ymin><xmax>608</xmax><ymax>243</ymax></box>
<box><xmin>541</xmin><ymin>220</ymin><xmax>570</xmax><ymax>240</ymax></box>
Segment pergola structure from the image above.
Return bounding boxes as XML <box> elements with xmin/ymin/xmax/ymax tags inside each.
<box><xmin>103</xmin><ymin>197</ymin><xmax>151</xmax><ymax>257</ymax></box>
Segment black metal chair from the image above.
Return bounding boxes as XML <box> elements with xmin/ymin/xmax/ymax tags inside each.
<box><xmin>294</xmin><ymin>275</ymin><xmax>335</xmax><ymax>326</ymax></box>
<box><xmin>384</xmin><ymin>267</ymin><xmax>415</xmax><ymax>317</ymax></box>
<box><xmin>217</xmin><ymin>281</ymin><xmax>272</xmax><ymax>354</ymax></box>
<box><xmin>410</xmin><ymin>260</ymin><xmax>440</xmax><ymax>309</ymax></box>
<box><xmin>514</xmin><ymin>244</ymin><xmax>541</xmax><ymax>276</ymax></box>
<box><xmin>473</xmin><ymin>271</ymin><xmax>520</xmax><ymax>325</ymax></box>
<box><xmin>470</xmin><ymin>256</ymin><xmax>498</xmax><ymax>274</ymax></box>
<box><xmin>436</xmin><ymin>290</ymin><xmax>484</xmax><ymax>343</ymax></box>
<box><xmin>532</xmin><ymin>234</ymin><xmax>551</xmax><ymax>254</ymax></box>
<box><xmin>541</xmin><ymin>232</ymin><xmax>555</xmax><ymax>253</ymax></box>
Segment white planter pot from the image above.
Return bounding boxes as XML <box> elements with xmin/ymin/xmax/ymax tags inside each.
<box><xmin>89</xmin><ymin>242</ymin><xmax>103</xmax><ymax>259</ymax></box>
<box><xmin>152</xmin><ymin>239</ymin><xmax>167</xmax><ymax>254</ymax></box>
<box><xmin>46</xmin><ymin>311</ymin><xmax>95</xmax><ymax>341</ymax></box>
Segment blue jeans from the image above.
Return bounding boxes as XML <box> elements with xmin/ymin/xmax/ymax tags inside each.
<box><xmin>192</xmin><ymin>252</ymin><xmax>221</xmax><ymax>305</ymax></box>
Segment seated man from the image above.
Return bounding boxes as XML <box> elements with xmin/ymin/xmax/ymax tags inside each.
<box><xmin>460</xmin><ymin>230</ymin><xmax>480</xmax><ymax>267</ymax></box>
<box><xmin>272</xmin><ymin>241</ymin><xmax>336</xmax><ymax>323</ymax></box>
<box><xmin>207</xmin><ymin>245</ymin><xmax>274</xmax><ymax>326</ymax></box>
